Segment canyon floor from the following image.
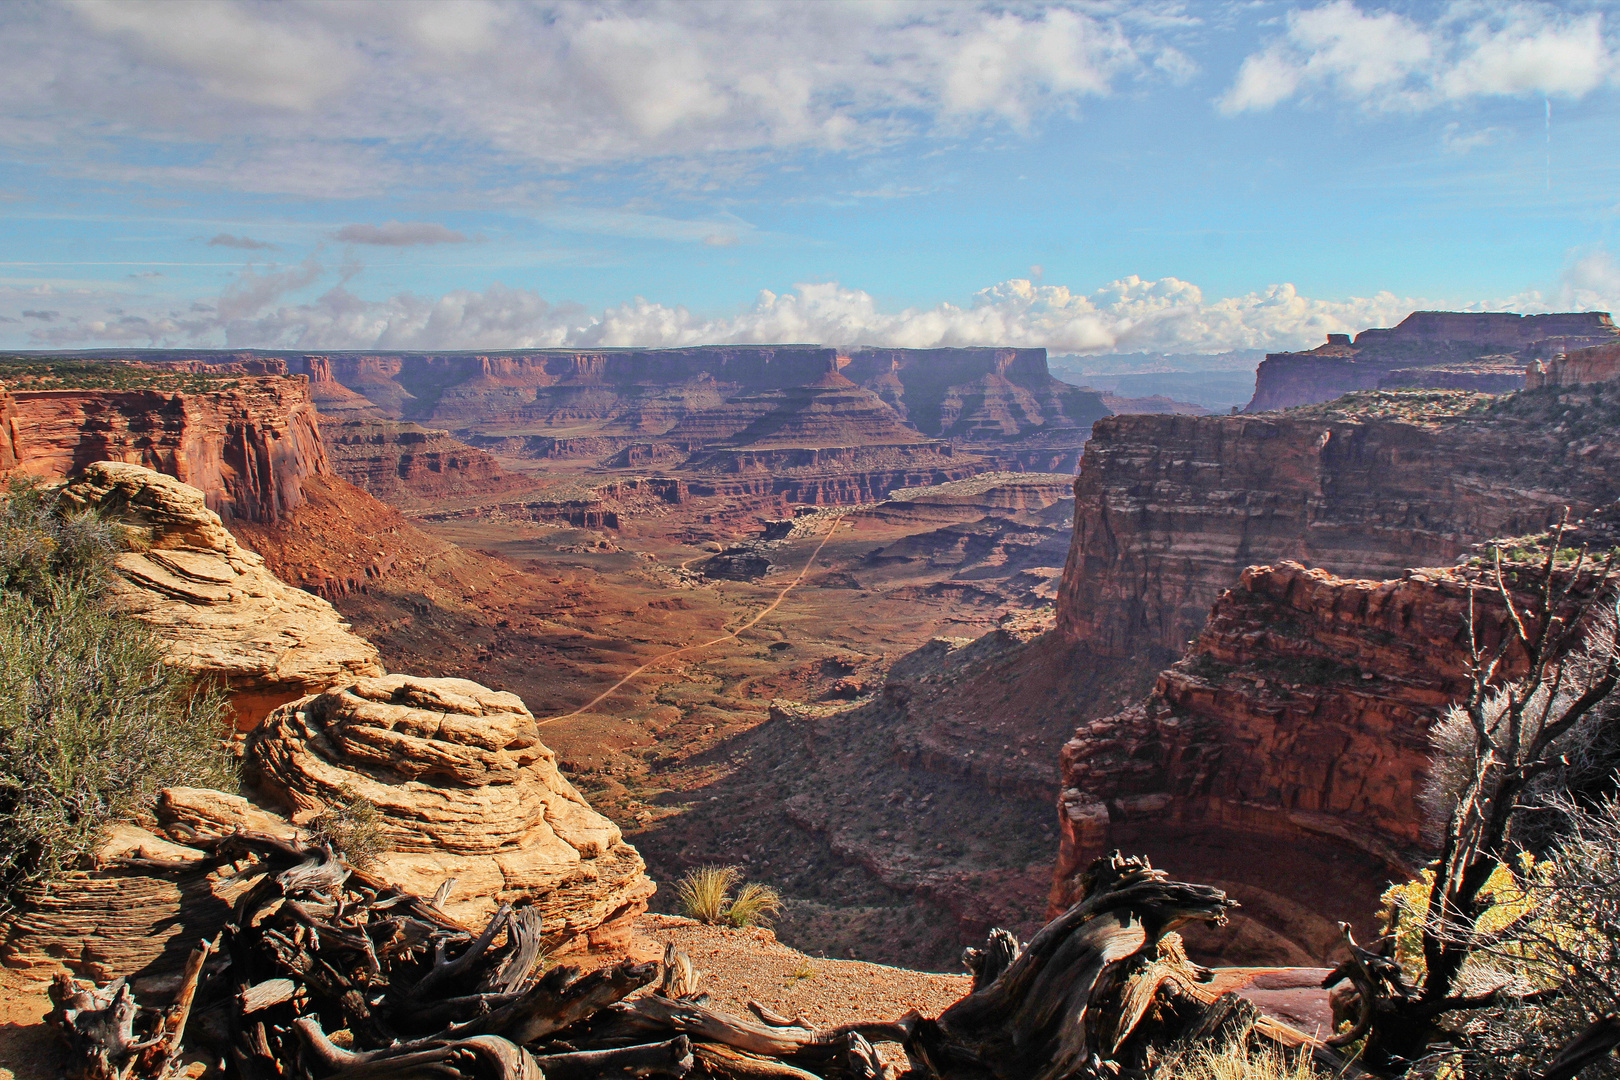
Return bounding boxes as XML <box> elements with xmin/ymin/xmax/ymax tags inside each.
<box><xmin>297</xmin><ymin>459</ymin><xmax>1118</xmax><ymax>971</ymax></box>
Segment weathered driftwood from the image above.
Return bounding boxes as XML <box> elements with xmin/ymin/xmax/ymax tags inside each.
<box><xmin>44</xmin><ymin>843</ymin><xmax>1342</xmax><ymax>1080</ymax></box>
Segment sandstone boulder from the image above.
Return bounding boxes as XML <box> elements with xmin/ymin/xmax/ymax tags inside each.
<box><xmin>245</xmin><ymin>674</ymin><xmax>655</xmax><ymax>950</ymax></box>
<box><xmin>0</xmin><ymin>793</ymin><xmax>261</xmax><ymax>983</ymax></box>
<box><xmin>58</xmin><ymin>461</ymin><xmax>385</xmax><ymax>729</ymax></box>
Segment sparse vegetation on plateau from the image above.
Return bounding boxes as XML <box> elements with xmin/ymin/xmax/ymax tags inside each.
<box><xmin>0</xmin><ymin>478</ymin><xmax>236</xmax><ymax>905</ymax></box>
<box><xmin>0</xmin><ymin>355</ymin><xmax>243</xmax><ymax>393</ymax></box>
<box><xmin>675</xmin><ymin>864</ymin><xmax>741</xmax><ymax>924</ymax></box>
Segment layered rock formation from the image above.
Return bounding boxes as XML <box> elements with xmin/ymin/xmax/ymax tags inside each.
<box><xmin>0</xmin><ymin>788</ymin><xmax>295</xmax><ymax>981</ymax></box>
<box><xmin>0</xmin><ymin>382</ymin><xmax>18</xmax><ymax>472</ymax></box>
<box><xmin>246</xmin><ymin>674</ymin><xmax>655</xmax><ymax>944</ymax></box>
<box><xmin>1050</xmin><ymin>558</ymin><xmax>1583</xmax><ymax>964</ymax></box>
<box><xmin>275</xmin><ymin>346</ymin><xmax>1105</xmax><ymax>466</ymax></box>
<box><xmin>1057</xmin><ymin>387</ymin><xmax>1620</xmax><ymax>664</ymax></box>
<box><xmin>841</xmin><ymin>348</ymin><xmax>1107</xmax><ymax>455</ymax></box>
<box><xmin>1</xmin><ymin>374</ymin><xmax>329</xmax><ymax>523</ymax></box>
<box><xmin>58</xmin><ymin>462</ymin><xmax>385</xmax><ymax>729</ymax></box>
<box><xmin>1527</xmin><ymin>340</ymin><xmax>1620</xmax><ymax>388</ymax></box>
<box><xmin>323</xmin><ymin>419</ymin><xmax>535</xmax><ymax>509</ymax></box>
<box><xmin>304</xmin><ymin>354</ymin><xmax>385</xmax><ymax>418</ymax></box>
<box><xmin>1245</xmin><ymin>311</ymin><xmax>1616</xmax><ymax>412</ymax></box>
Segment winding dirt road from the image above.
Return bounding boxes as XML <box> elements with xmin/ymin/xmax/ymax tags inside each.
<box><xmin>539</xmin><ymin>516</ymin><xmax>845</xmax><ymax>725</ymax></box>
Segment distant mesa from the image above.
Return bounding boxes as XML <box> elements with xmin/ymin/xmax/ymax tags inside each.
<box><xmin>1245</xmin><ymin>309</ymin><xmax>1618</xmax><ymax>412</ymax></box>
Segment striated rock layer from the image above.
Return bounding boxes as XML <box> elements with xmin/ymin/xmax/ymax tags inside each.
<box><xmin>59</xmin><ymin>462</ymin><xmax>384</xmax><ymax>729</ymax></box>
<box><xmin>1245</xmin><ymin>310</ymin><xmax>1616</xmax><ymax>412</ymax></box>
<box><xmin>323</xmin><ymin>418</ymin><xmax>538</xmax><ymax>509</ymax></box>
<box><xmin>1057</xmin><ymin>388</ymin><xmax>1620</xmax><ymax>664</ymax></box>
<box><xmin>1</xmin><ymin>374</ymin><xmax>329</xmax><ymax>523</ymax></box>
<box><xmin>1050</xmin><ymin>558</ymin><xmax>1582</xmax><ymax>965</ymax></box>
<box><xmin>246</xmin><ymin>674</ymin><xmax>655</xmax><ymax>946</ymax></box>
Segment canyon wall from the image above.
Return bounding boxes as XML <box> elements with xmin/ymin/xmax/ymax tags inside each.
<box><xmin>0</xmin><ymin>384</ymin><xmax>18</xmax><ymax>472</ymax></box>
<box><xmin>1528</xmin><ymin>341</ymin><xmax>1620</xmax><ymax>388</ymax></box>
<box><xmin>1</xmin><ymin>376</ymin><xmax>329</xmax><ymax>523</ymax></box>
<box><xmin>1056</xmin><ymin>388</ymin><xmax>1620</xmax><ymax>664</ymax></box>
<box><xmin>1050</xmin><ymin>558</ymin><xmax>1583</xmax><ymax>963</ymax></box>
<box><xmin>322</xmin><ymin>419</ymin><xmax>532</xmax><ymax>508</ymax></box>
<box><xmin>1245</xmin><ymin>310</ymin><xmax>1617</xmax><ymax>412</ymax></box>
<box><xmin>286</xmin><ymin>346</ymin><xmax>1106</xmax><ymax>461</ymax></box>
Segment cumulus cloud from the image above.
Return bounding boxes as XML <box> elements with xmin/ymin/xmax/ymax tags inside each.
<box><xmin>1219</xmin><ymin>1</ymin><xmax>1615</xmax><ymax>114</ymax></box>
<box><xmin>333</xmin><ymin>221</ymin><xmax>471</xmax><ymax>246</ymax></box>
<box><xmin>0</xmin><ymin>2</ymin><xmax>1197</xmax><ymax>197</ymax></box>
<box><xmin>208</xmin><ymin>233</ymin><xmax>277</xmax><ymax>250</ymax></box>
<box><xmin>21</xmin><ymin>309</ymin><xmax>58</xmax><ymax>321</ymax></box>
<box><xmin>1556</xmin><ymin>249</ymin><xmax>1620</xmax><ymax>311</ymax></box>
<box><xmin>215</xmin><ymin>256</ymin><xmax>324</xmax><ymax>321</ymax></box>
<box><xmin>10</xmin><ymin>261</ymin><xmax>1442</xmax><ymax>355</ymax></box>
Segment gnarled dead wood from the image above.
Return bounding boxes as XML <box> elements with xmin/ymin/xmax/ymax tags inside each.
<box><xmin>48</xmin><ymin>843</ymin><xmax>1337</xmax><ymax>1080</ymax></box>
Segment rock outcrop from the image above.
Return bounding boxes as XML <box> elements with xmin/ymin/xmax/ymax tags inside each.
<box><xmin>323</xmin><ymin>419</ymin><xmax>534</xmax><ymax>509</ymax></box>
<box><xmin>1057</xmin><ymin>388</ymin><xmax>1620</xmax><ymax>664</ymax></box>
<box><xmin>1</xmin><ymin>374</ymin><xmax>330</xmax><ymax>523</ymax></box>
<box><xmin>1050</xmin><ymin>557</ymin><xmax>1587</xmax><ymax>965</ymax></box>
<box><xmin>246</xmin><ymin>674</ymin><xmax>655</xmax><ymax>946</ymax></box>
<box><xmin>0</xmin><ymin>382</ymin><xmax>18</xmax><ymax>472</ymax></box>
<box><xmin>1527</xmin><ymin>340</ymin><xmax>1620</xmax><ymax>388</ymax></box>
<box><xmin>1244</xmin><ymin>310</ymin><xmax>1616</xmax><ymax>412</ymax></box>
<box><xmin>58</xmin><ymin>462</ymin><xmax>384</xmax><ymax>729</ymax></box>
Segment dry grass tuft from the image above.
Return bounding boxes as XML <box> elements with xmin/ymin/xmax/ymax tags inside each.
<box><xmin>728</xmin><ymin>882</ymin><xmax>783</xmax><ymax>928</ymax></box>
<box><xmin>676</xmin><ymin>865</ymin><xmax>742</xmax><ymax>924</ymax></box>
<box><xmin>1153</xmin><ymin>1040</ymin><xmax>1325</xmax><ymax>1080</ymax></box>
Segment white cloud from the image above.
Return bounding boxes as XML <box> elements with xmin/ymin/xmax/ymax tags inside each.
<box><xmin>1556</xmin><ymin>248</ymin><xmax>1620</xmax><ymax>311</ymax></box>
<box><xmin>11</xmin><ymin>263</ymin><xmax>1437</xmax><ymax>355</ymax></box>
<box><xmin>0</xmin><ymin>2</ymin><xmax>1199</xmax><ymax>197</ymax></box>
<box><xmin>65</xmin><ymin>0</ymin><xmax>354</xmax><ymax>111</ymax></box>
<box><xmin>334</xmin><ymin>221</ymin><xmax>471</xmax><ymax>246</ymax></box>
<box><xmin>1219</xmin><ymin>1</ymin><xmax>1615</xmax><ymax>114</ymax></box>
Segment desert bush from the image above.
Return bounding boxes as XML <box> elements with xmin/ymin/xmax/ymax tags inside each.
<box><xmin>1400</xmin><ymin>795</ymin><xmax>1620</xmax><ymax>1080</ymax></box>
<box><xmin>674</xmin><ymin>864</ymin><xmax>741</xmax><ymax>924</ymax></box>
<box><xmin>307</xmin><ymin>785</ymin><xmax>386</xmax><ymax>870</ymax></box>
<box><xmin>727</xmin><ymin>881</ymin><xmax>783</xmax><ymax>928</ymax></box>
<box><xmin>1152</xmin><ymin>1038</ymin><xmax>1325</xmax><ymax>1080</ymax></box>
<box><xmin>0</xmin><ymin>485</ymin><xmax>235</xmax><ymax>903</ymax></box>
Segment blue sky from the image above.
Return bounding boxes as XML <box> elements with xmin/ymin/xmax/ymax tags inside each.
<box><xmin>2</xmin><ymin>0</ymin><xmax>1619</xmax><ymax>353</ymax></box>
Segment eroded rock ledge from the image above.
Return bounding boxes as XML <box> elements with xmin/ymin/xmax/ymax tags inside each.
<box><xmin>245</xmin><ymin>673</ymin><xmax>655</xmax><ymax>946</ymax></box>
<box><xmin>59</xmin><ymin>461</ymin><xmax>385</xmax><ymax>729</ymax></box>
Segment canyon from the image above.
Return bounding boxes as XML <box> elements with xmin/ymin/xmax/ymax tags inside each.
<box><xmin>9</xmin><ymin>313</ymin><xmax>1620</xmax><ymax>978</ymax></box>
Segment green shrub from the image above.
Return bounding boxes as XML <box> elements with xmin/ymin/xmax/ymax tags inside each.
<box><xmin>0</xmin><ymin>484</ymin><xmax>236</xmax><ymax>903</ymax></box>
<box><xmin>307</xmin><ymin>785</ymin><xmax>386</xmax><ymax>870</ymax></box>
<box><xmin>674</xmin><ymin>864</ymin><xmax>740</xmax><ymax>924</ymax></box>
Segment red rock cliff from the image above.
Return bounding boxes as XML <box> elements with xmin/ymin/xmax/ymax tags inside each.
<box><xmin>1057</xmin><ymin>390</ymin><xmax>1620</xmax><ymax>664</ymax></box>
<box><xmin>1245</xmin><ymin>310</ymin><xmax>1617</xmax><ymax>412</ymax></box>
<box><xmin>1051</xmin><ymin>559</ymin><xmax>1579</xmax><ymax>964</ymax></box>
<box><xmin>1</xmin><ymin>376</ymin><xmax>329</xmax><ymax>523</ymax></box>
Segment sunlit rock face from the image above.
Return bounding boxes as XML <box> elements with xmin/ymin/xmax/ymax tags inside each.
<box><xmin>57</xmin><ymin>462</ymin><xmax>385</xmax><ymax>730</ymax></box>
<box><xmin>1</xmin><ymin>374</ymin><xmax>331</xmax><ymax>524</ymax></box>
<box><xmin>246</xmin><ymin>673</ymin><xmax>656</xmax><ymax>950</ymax></box>
<box><xmin>1050</xmin><ymin>559</ymin><xmax>1569</xmax><ymax>966</ymax></box>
